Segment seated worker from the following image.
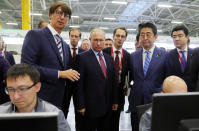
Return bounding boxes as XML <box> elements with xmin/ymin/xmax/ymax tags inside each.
<box><xmin>139</xmin><ymin>75</ymin><xmax>188</xmax><ymax>131</ymax></box>
<box><xmin>0</xmin><ymin>63</ymin><xmax>71</xmax><ymax>131</ymax></box>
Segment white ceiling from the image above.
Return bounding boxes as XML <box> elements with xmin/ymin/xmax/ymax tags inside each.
<box><xmin>1</xmin><ymin>0</ymin><xmax>199</xmax><ymax>36</ymax></box>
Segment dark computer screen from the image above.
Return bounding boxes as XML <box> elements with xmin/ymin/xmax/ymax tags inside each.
<box><xmin>151</xmin><ymin>92</ymin><xmax>199</xmax><ymax>131</ymax></box>
<box><xmin>0</xmin><ymin>112</ymin><xmax>58</xmax><ymax>131</ymax></box>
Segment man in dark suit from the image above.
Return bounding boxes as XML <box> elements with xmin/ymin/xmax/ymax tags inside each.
<box><xmin>103</xmin><ymin>27</ymin><xmax>130</xmax><ymax>131</ymax></box>
<box><xmin>129</xmin><ymin>22</ymin><xmax>167</xmax><ymax>131</ymax></box>
<box><xmin>165</xmin><ymin>25</ymin><xmax>196</xmax><ymax>92</ymax></box>
<box><xmin>74</xmin><ymin>28</ymin><xmax>118</xmax><ymax>131</ymax></box>
<box><xmin>21</xmin><ymin>1</ymin><xmax>80</xmax><ymax>108</ymax></box>
<box><xmin>62</xmin><ymin>28</ymin><xmax>84</xmax><ymax>118</ymax></box>
<box><xmin>0</xmin><ymin>37</ymin><xmax>15</xmax><ymax>66</ymax></box>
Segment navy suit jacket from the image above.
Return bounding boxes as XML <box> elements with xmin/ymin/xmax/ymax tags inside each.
<box><xmin>0</xmin><ymin>56</ymin><xmax>10</xmax><ymax>104</ymax></box>
<box><xmin>74</xmin><ymin>49</ymin><xmax>118</xmax><ymax>117</ymax></box>
<box><xmin>5</xmin><ymin>51</ymin><xmax>15</xmax><ymax>66</ymax></box>
<box><xmin>129</xmin><ymin>47</ymin><xmax>167</xmax><ymax>112</ymax></box>
<box><xmin>103</xmin><ymin>47</ymin><xmax>130</xmax><ymax>107</ymax></box>
<box><xmin>21</xmin><ymin>27</ymin><xmax>70</xmax><ymax>107</ymax></box>
<box><xmin>165</xmin><ymin>48</ymin><xmax>196</xmax><ymax>91</ymax></box>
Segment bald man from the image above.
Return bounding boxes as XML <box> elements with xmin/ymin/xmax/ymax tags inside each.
<box><xmin>74</xmin><ymin>28</ymin><xmax>118</xmax><ymax>131</ymax></box>
<box><xmin>139</xmin><ymin>76</ymin><xmax>187</xmax><ymax>131</ymax></box>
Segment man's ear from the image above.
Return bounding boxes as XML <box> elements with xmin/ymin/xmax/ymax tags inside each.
<box><xmin>35</xmin><ymin>82</ymin><xmax>41</xmax><ymax>93</ymax></box>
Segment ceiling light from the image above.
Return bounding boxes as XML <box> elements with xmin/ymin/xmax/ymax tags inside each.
<box><xmin>157</xmin><ymin>4</ymin><xmax>173</xmax><ymax>8</ymax></box>
<box><xmin>69</xmin><ymin>25</ymin><xmax>80</xmax><ymax>28</ymax></box>
<box><xmin>0</xmin><ymin>11</ymin><xmax>2</xmax><ymax>14</ymax></box>
<box><xmin>30</xmin><ymin>13</ymin><xmax>42</xmax><ymax>16</ymax></box>
<box><xmin>171</xmin><ymin>21</ymin><xmax>183</xmax><ymax>24</ymax></box>
<box><xmin>71</xmin><ymin>16</ymin><xmax>79</xmax><ymax>18</ymax></box>
<box><xmin>127</xmin><ymin>29</ymin><xmax>136</xmax><ymax>31</ymax></box>
<box><xmin>100</xmin><ymin>27</ymin><xmax>109</xmax><ymax>30</ymax></box>
<box><xmin>6</xmin><ymin>23</ymin><xmax>18</xmax><ymax>25</ymax></box>
<box><xmin>112</xmin><ymin>1</ymin><xmax>127</xmax><ymax>5</ymax></box>
<box><xmin>158</xmin><ymin>30</ymin><xmax>163</xmax><ymax>32</ymax></box>
<box><xmin>104</xmin><ymin>17</ymin><xmax>116</xmax><ymax>20</ymax></box>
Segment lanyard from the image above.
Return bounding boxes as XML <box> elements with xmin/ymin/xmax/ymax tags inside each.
<box><xmin>178</xmin><ymin>52</ymin><xmax>185</xmax><ymax>67</ymax></box>
<box><xmin>111</xmin><ymin>47</ymin><xmax>123</xmax><ymax>71</ymax></box>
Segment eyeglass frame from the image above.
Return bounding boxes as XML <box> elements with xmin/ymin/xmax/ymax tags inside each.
<box><xmin>5</xmin><ymin>82</ymin><xmax>38</xmax><ymax>95</ymax></box>
<box><xmin>55</xmin><ymin>10</ymin><xmax>70</xmax><ymax>19</ymax></box>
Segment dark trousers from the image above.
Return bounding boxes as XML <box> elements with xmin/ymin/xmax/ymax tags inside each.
<box><xmin>75</xmin><ymin>111</ymin><xmax>85</xmax><ymax>131</ymax></box>
<box><xmin>131</xmin><ymin>112</ymin><xmax>139</xmax><ymax>131</ymax></box>
<box><xmin>61</xmin><ymin>85</ymin><xmax>73</xmax><ymax>118</ymax></box>
<box><xmin>110</xmin><ymin>110</ymin><xmax>121</xmax><ymax>131</ymax></box>
<box><xmin>81</xmin><ymin>112</ymin><xmax>112</xmax><ymax>131</ymax></box>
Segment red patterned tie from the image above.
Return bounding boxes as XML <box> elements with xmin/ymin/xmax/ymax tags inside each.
<box><xmin>72</xmin><ymin>48</ymin><xmax>77</xmax><ymax>60</ymax></box>
<box><xmin>98</xmin><ymin>52</ymin><xmax>107</xmax><ymax>78</ymax></box>
<box><xmin>115</xmin><ymin>51</ymin><xmax>120</xmax><ymax>82</ymax></box>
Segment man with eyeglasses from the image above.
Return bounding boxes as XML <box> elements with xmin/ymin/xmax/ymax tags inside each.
<box><xmin>21</xmin><ymin>1</ymin><xmax>80</xmax><ymax>109</ymax></box>
<box><xmin>165</xmin><ymin>25</ymin><xmax>196</xmax><ymax>92</ymax></box>
<box><xmin>103</xmin><ymin>27</ymin><xmax>130</xmax><ymax>131</ymax></box>
<box><xmin>129</xmin><ymin>22</ymin><xmax>167</xmax><ymax>131</ymax></box>
<box><xmin>0</xmin><ymin>63</ymin><xmax>71</xmax><ymax>131</ymax></box>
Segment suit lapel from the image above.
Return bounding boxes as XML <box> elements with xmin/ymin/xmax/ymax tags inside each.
<box><xmin>89</xmin><ymin>50</ymin><xmax>106</xmax><ymax>78</ymax></box>
<box><xmin>137</xmin><ymin>49</ymin><xmax>144</xmax><ymax>77</ymax></box>
<box><xmin>184</xmin><ymin>48</ymin><xmax>193</xmax><ymax>72</ymax></box>
<box><xmin>173</xmin><ymin>49</ymin><xmax>183</xmax><ymax>73</ymax></box>
<box><xmin>44</xmin><ymin>27</ymin><xmax>64</xmax><ymax>67</ymax></box>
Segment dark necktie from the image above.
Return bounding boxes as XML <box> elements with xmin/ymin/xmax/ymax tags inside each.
<box><xmin>179</xmin><ymin>50</ymin><xmax>186</xmax><ymax>72</ymax></box>
<box><xmin>55</xmin><ymin>34</ymin><xmax>63</xmax><ymax>61</ymax></box>
<box><xmin>98</xmin><ymin>52</ymin><xmax>107</xmax><ymax>78</ymax></box>
<box><xmin>143</xmin><ymin>50</ymin><xmax>151</xmax><ymax>76</ymax></box>
<box><xmin>72</xmin><ymin>48</ymin><xmax>77</xmax><ymax>60</ymax></box>
<box><xmin>115</xmin><ymin>50</ymin><xmax>120</xmax><ymax>82</ymax></box>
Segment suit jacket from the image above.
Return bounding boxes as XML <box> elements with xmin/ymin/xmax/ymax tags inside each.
<box><xmin>4</xmin><ymin>51</ymin><xmax>15</xmax><ymax>66</ymax></box>
<box><xmin>166</xmin><ymin>48</ymin><xmax>196</xmax><ymax>91</ymax></box>
<box><xmin>74</xmin><ymin>49</ymin><xmax>118</xmax><ymax>117</ymax></box>
<box><xmin>103</xmin><ymin>47</ymin><xmax>130</xmax><ymax>108</ymax></box>
<box><xmin>192</xmin><ymin>47</ymin><xmax>199</xmax><ymax>91</ymax></box>
<box><xmin>0</xmin><ymin>56</ymin><xmax>10</xmax><ymax>104</ymax></box>
<box><xmin>129</xmin><ymin>47</ymin><xmax>167</xmax><ymax>112</ymax></box>
<box><xmin>21</xmin><ymin>27</ymin><xmax>70</xmax><ymax>107</ymax></box>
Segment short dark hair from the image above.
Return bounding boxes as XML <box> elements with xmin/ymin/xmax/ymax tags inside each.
<box><xmin>69</xmin><ymin>28</ymin><xmax>81</xmax><ymax>38</ymax></box>
<box><xmin>6</xmin><ymin>63</ymin><xmax>40</xmax><ymax>84</ymax></box>
<box><xmin>138</xmin><ymin>22</ymin><xmax>157</xmax><ymax>35</ymax></box>
<box><xmin>49</xmin><ymin>1</ymin><xmax>72</xmax><ymax>19</ymax></box>
<box><xmin>113</xmin><ymin>27</ymin><xmax>128</xmax><ymax>37</ymax></box>
<box><xmin>171</xmin><ymin>25</ymin><xmax>189</xmax><ymax>37</ymax></box>
<box><xmin>38</xmin><ymin>21</ymin><xmax>48</xmax><ymax>29</ymax></box>
<box><xmin>105</xmin><ymin>38</ymin><xmax>113</xmax><ymax>42</ymax></box>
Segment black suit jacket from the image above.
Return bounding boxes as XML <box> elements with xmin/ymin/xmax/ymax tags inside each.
<box><xmin>165</xmin><ymin>48</ymin><xmax>196</xmax><ymax>91</ymax></box>
<box><xmin>74</xmin><ymin>49</ymin><xmax>118</xmax><ymax>117</ymax></box>
<box><xmin>68</xmin><ymin>47</ymin><xmax>85</xmax><ymax>68</ymax></box>
<box><xmin>103</xmin><ymin>47</ymin><xmax>130</xmax><ymax>107</ymax></box>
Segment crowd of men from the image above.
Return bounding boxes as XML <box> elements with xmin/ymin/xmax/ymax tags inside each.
<box><xmin>0</xmin><ymin>1</ymin><xmax>199</xmax><ymax>131</ymax></box>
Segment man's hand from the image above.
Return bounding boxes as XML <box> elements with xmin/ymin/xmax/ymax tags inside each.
<box><xmin>77</xmin><ymin>108</ymin><xmax>86</xmax><ymax>116</ymax></box>
<box><xmin>59</xmin><ymin>69</ymin><xmax>80</xmax><ymax>81</ymax></box>
<box><xmin>112</xmin><ymin>104</ymin><xmax>118</xmax><ymax>111</ymax></box>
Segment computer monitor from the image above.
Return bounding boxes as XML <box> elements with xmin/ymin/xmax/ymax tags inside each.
<box><xmin>0</xmin><ymin>112</ymin><xmax>58</xmax><ymax>131</ymax></box>
<box><xmin>151</xmin><ymin>92</ymin><xmax>199</xmax><ymax>131</ymax></box>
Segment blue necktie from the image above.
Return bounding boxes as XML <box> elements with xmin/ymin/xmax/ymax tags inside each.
<box><xmin>55</xmin><ymin>34</ymin><xmax>63</xmax><ymax>61</ymax></box>
<box><xmin>143</xmin><ymin>51</ymin><xmax>151</xmax><ymax>76</ymax></box>
<box><xmin>179</xmin><ymin>50</ymin><xmax>186</xmax><ymax>72</ymax></box>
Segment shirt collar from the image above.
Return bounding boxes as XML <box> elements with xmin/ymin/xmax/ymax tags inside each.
<box><xmin>143</xmin><ymin>44</ymin><xmax>155</xmax><ymax>54</ymax></box>
<box><xmin>91</xmin><ymin>48</ymin><xmax>103</xmax><ymax>56</ymax></box>
<box><xmin>177</xmin><ymin>45</ymin><xmax>188</xmax><ymax>53</ymax></box>
<box><xmin>69</xmin><ymin>44</ymin><xmax>78</xmax><ymax>49</ymax></box>
<box><xmin>112</xmin><ymin>45</ymin><xmax>122</xmax><ymax>53</ymax></box>
<box><xmin>47</xmin><ymin>24</ymin><xmax>60</xmax><ymax>37</ymax></box>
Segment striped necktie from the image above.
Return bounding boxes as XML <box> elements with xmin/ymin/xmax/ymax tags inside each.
<box><xmin>143</xmin><ymin>50</ymin><xmax>151</xmax><ymax>76</ymax></box>
<box><xmin>55</xmin><ymin>34</ymin><xmax>64</xmax><ymax>61</ymax></box>
<box><xmin>98</xmin><ymin>52</ymin><xmax>107</xmax><ymax>78</ymax></box>
<box><xmin>179</xmin><ymin>50</ymin><xmax>186</xmax><ymax>72</ymax></box>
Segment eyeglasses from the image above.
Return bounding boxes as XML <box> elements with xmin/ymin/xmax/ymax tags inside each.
<box><xmin>115</xmin><ymin>34</ymin><xmax>126</xmax><ymax>39</ymax></box>
<box><xmin>55</xmin><ymin>10</ymin><xmax>70</xmax><ymax>18</ymax></box>
<box><xmin>5</xmin><ymin>83</ymin><xmax>37</xmax><ymax>95</ymax></box>
<box><xmin>140</xmin><ymin>33</ymin><xmax>153</xmax><ymax>38</ymax></box>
